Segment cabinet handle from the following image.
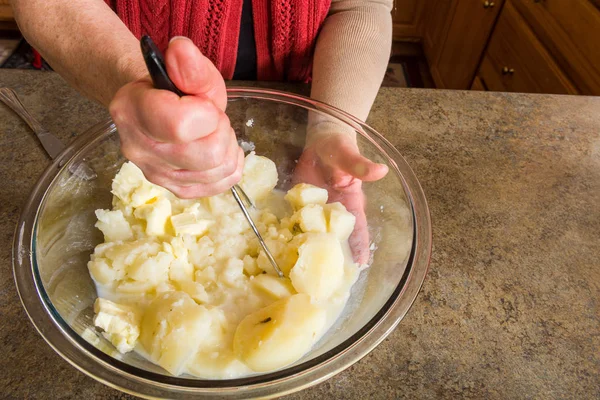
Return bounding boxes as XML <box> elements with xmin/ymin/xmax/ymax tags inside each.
<box><xmin>502</xmin><ymin>66</ymin><xmax>515</xmax><ymax>75</ymax></box>
<box><xmin>483</xmin><ymin>1</ymin><xmax>496</xmax><ymax>8</ymax></box>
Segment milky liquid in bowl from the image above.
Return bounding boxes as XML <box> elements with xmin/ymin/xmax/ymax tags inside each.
<box><xmin>16</xmin><ymin>90</ymin><xmax>428</xmax><ymax>398</ymax></box>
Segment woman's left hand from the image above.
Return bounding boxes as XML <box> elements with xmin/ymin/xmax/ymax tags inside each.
<box><xmin>292</xmin><ymin>134</ymin><xmax>388</xmax><ymax>264</ymax></box>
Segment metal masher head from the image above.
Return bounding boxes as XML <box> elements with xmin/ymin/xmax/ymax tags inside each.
<box><xmin>231</xmin><ymin>184</ymin><xmax>284</xmax><ymax>277</ymax></box>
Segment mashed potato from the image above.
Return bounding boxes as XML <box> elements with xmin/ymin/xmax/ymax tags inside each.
<box><xmin>87</xmin><ymin>153</ymin><xmax>361</xmax><ymax>378</ymax></box>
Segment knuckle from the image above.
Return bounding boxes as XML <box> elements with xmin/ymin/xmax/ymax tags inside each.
<box><xmin>213</xmin><ymin>146</ymin><xmax>228</xmax><ymax>167</ymax></box>
<box><xmin>143</xmin><ymin>171</ymin><xmax>163</xmax><ymax>188</ymax></box>
<box><xmin>164</xmin><ymin>168</ymin><xmax>187</xmax><ymax>183</ymax></box>
<box><xmin>223</xmin><ymin>158</ymin><xmax>237</xmax><ymax>177</ymax></box>
<box><xmin>216</xmin><ymin>112</ymin><xmax>231</xmax><ymax>132</ymax></box>
<box><xmin>228</xmin><ymin>164</ymin><xmax>243</xmax><ymax>185</ymax></box>
<box><xmin>172</xmin><ymin>186</ymin><xmax>190</xmax><ymax>199</ymax></box>
<box><xmin>204</xmin><ymin>185</ymin><xmax>224</xmax><ymax>198</ymax></box>
<box><xmin>203</xmin><ymin>156</ymin><xmax>219</xmax><ymax>171</ymax></box>
<box><xmin>120</xmin><ymin>144</ymin><xmax>141</xmax><ymax>162</ymax></box>
<box><xmin>177</xmin><ymin>185</ymin><xmax>203</xmax><ymax>199</ymax></box>
<box><xmin>109</xmin><ymin>101</ymin><xmax>125</xmax><ymax>125</ymax></box>
<box><xmin>203</xmin><ymin>143</ymin><xmax>225</xmax><ymax>170</ymax></box>
<box><xmin>109</xmin><ymin>86</ymin><xmax>136</xmax><ymax>125</ymax></box>
<box><xmin>167</xmin><ymin>114</ymin><xmax>190</xmax><ymax>143</ymax></box>
<box><xmin>217</xmin><ymin>136</ymin><xmax>231</xmax><ymax>159</ymax></box>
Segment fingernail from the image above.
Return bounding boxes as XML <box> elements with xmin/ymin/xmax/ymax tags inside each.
<box><xmin>169</xmin><ymin>36</ymin><xmax>190</xmax><ymax>44</ymax></box>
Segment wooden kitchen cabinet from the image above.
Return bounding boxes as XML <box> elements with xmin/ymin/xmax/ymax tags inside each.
<box><xmin>422</xmin><ymin>0</ymin><xmax>455</xmax><ymax>60</ymax></box>
<box><xmin>477</xmin><ymin>1</ymin><xmax>577</xmax><ymax>94</ymax></box>
<box><xmin>416</xmin><ymin>0</ymin><xmax>600</xmax><ymax>95</ymax></box>
<box><xmin>510</xmin><ymin>0</ymin><xmax>600</xmax><ymax>95</ymax></box>
<box><xmin>0</xmin><ymin>0</ymin><xmax>13</xmax><ymax>21</ymax></box>
<box><xmin>424</xmin><ymin>0</ymin><xmax>505</xmax><ymax>90</ymax></box>
<box><xmin>470</xmin><ymin>76</ymin><xmax>486</xmax><ymax>90</ymax></box>
<box><xmin>392</xmin><ymin>0</ymin><xmax>426</xmax><ymax>41</ymax></box>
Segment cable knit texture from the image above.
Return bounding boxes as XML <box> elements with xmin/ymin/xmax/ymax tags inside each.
<box><xmin>105</xmin><ymin>0</ymin><xmax>331</xmax><ymax>81</ymax></box>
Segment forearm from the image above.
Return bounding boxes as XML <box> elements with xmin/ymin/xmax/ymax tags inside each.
<box><xmin>309</xmin><ymin>0</ymin><xmax>392</xmax><ymax>140</ymax></box>
<box><xmin>11</xmin><ymin>0</ymin><xmax>146</xmax><ymax>106</ymax></box>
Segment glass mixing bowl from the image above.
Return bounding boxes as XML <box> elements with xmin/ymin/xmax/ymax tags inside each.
<box><xmin>13</xmin><ymin>88</ymin><xmax>431</xmax><ymax>399</ymax></box>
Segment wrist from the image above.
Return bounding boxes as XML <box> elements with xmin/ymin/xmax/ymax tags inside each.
<box><xmin>305</xmin><ymin>112</ymin><xmax>358</xmax><ymax>148</ymax></box>
<box><xmin>109</xmin><ymin>51</ymin><xmax>147</xmax><ymax>104</ymax></box>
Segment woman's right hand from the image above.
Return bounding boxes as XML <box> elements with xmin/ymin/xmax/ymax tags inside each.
<box><xmin>109</xmin><ymin>36</ymin><xmax>243</xmax><ymax>199</ymax></box>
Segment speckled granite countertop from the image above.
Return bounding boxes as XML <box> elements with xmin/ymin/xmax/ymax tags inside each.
<box><xmin>1</xmin><ymin>70</ymin><xmax>598</xmax><ymax>399</ymax></box>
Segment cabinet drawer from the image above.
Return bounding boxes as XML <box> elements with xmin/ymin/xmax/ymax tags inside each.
<box><xmin>478</xmin><ymin>1</ymin><xmax>577</xmax><ymax>94</ymax></box>
<box><xmin>511</xmin><ymin>0</ymin><xmax>600</xmax><ymax>94</ymax></box>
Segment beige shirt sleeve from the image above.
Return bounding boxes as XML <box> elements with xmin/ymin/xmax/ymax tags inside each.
<box><xmin>310</xmin><ymin>0</ymin><xmax>393</xmax><ymax>123</ymax></box>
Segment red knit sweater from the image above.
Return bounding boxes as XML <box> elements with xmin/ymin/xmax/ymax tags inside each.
<box><xmin>104</xmin><ymin>0</ymin><xmax>331</xmax><ymax>81</ymax></box>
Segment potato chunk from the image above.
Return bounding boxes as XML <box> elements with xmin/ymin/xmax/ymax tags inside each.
<box><xmin>324</xmin><ymin>202</ymin><xmax>356</xmax><ymax>241</ymax></box>
<box><xmin>252</xmin><ymin>274</ymin><xmax>295</xmax><ymax>299</ymax></box>
<box><xmin>292</xmin><ymin>204</ymin><xmax>327</xmax><ymax>233</ymax></box>
<box><xmin>140</xmin><ymin>292</ymin><xmax>219</xmax><ymax>375</ymax></box>
<box><xmin>233</xmin><ymin>294</ymin><xmax>326</xmax><ymax>372</ymax></box>
<box><xmin>289</xmin><ymin>233</ymin><xmax>345</xmax><ymax>301</ymax></box>
<box><xmin>284</xmin><ymin>183</ymin><xmax>328</xmax><ymax>210</ymax></box>
<box><xmin>239</xmin><ymin>153</ymin><xmax>278</xmax><ymax>202</ymax></box>
<box><xmin>95</xmin><ymin>209</ymin><xmax>133</xmax><ymax>242</ymax></box>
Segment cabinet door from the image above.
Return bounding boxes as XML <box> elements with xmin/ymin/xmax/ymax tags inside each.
<box><xmin>422</xmin><ymin>0</ymin><xmax>456</xmax><ymax>62</ymax></box>
<box><xmin>471</xmin><ymin>76</ymin><xmax>486</xmax><ymax>90</ymax></box>
<box><xmin>478</xmin><ymin>1</ymin><xmax>578</xmax><ymax>94</ymax></box>
<box><xmin>392</xmin><ymin>0</ymin><xmax>426</xmax><ymax>40</ymax></box>
<box><xmin>430</xmin><ymin>0</ymin><xmax>505</xmax><ymax>90</ymax></box>
<box><xmin>511</xmin><ymin>0</ymin><xmax>600</xmax><ymax>95</ymax></box>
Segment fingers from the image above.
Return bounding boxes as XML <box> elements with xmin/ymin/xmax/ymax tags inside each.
<box><xmin>146</xmin><ymin>114</ymin><xmax>235</xmax><ymax>169</ymax></box>
<box><xmin>335</xmin><ymin>151</ymin><xmax>389</xmax><ymax>182</ymax></box>
<box><xmin>157</xmin><ymin>145</ymin><xmax>244</xmax><ymax>185</ymax></box>
<box><xmin>124</xmin><ymin>146</ymin><xmax>243</xmax><ymax>199</ymax></box>
<box><xmin>142</xmin><ymin>153</ymin><xmax>243</xmax><ymax>199</ymax></box>
<box><xmin>114</xmin><ymin>80</ymin><xmax>222</xmax><ymax>144</ymax></box>
<box><xmin>349</xmin><ymin>213</ymin><xmax>370</xmax><ymax>265</ymax></box>
<box><xmin>165</xmin><ymin>36</ymin><xmax>227</xmax><ymax>111</ymax></box>
<box><xmin>110</xmin><ymin>74</ymin><xmax>242</xmax><ymax>198</ymax></box>
<box><xmin>293</xmin><ymin>147</ymin><xmax>372</xmax><ymax>264</ymax></box>
<box><xmin>328</xmin><ymin>183</ymin><xmax>370</xmax><ymax>264</ymax></box>
<box><xmin>137</xmin><ymin>91</ymin><xmax>222</xmax><ymax>143</ymax></box>
<box><xmin>314</xmin><ymin>135</ymin><xmax>389</xmax><ymax>185</ymax></box>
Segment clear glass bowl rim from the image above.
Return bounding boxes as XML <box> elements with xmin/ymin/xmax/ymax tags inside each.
<box><xmin>13</xmin><ymin>87</ymin><xmax>432</xmax><ymax>399</ymax></box>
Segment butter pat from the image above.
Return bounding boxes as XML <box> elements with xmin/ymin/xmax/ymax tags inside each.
<box><xmin>170</xmin><ymin>212</ymin><xmax>212</xmax><ymax>236</ymax></box>
<box><xmin>134</xmin><ymin>197</ymin><xmax>172</xmax><ymax>236</ymax></box>
<box><xmin>93</xmin><ymin>298</ymin><xmax>141</xmax><ymax>353</ymax></box>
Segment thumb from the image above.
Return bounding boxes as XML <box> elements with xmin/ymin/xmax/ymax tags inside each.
<box><xmin>343</xmin><ymin>153</ymin><xmax>389</xmax><ymax>182</ymax></box>
<box><xmin>165</xmin><ymin>36</ymin><xmax>227</xmax><ymax>111</ymax></box>
<box><xmin>327</xmin><ymin>142</ymin><xmax>389</xmax><ymax>182</ymax></box>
